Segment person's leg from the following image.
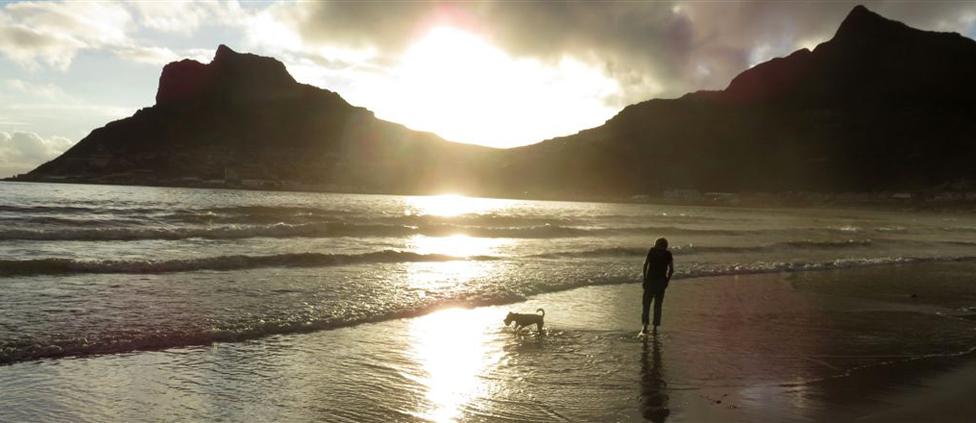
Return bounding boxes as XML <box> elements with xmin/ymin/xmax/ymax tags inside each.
<box><xmin>641</xmin><ymin>286</ymin><xmax>652</xmax><ymax>328</ymax></box>
<box><xmin>652</xmin><ymin>286</ymin><xmax>666</xmax><ymax>327</ymax></box>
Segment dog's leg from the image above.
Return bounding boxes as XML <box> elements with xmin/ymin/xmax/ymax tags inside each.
<box><xmin>536</xmin><ymin>322</ymin><xmax>544</xmax><ymax>335</ymax></box>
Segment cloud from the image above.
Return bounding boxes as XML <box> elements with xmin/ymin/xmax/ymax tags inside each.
<box><xmin>110</xmin><ymin>45</ymin><xmax>180</xmax><ymax>66</ymax></box>
<box><xmin>5</xmin><ymin>78</ymin><xmax>67</xmax><ymax>99</ymax></box>
<box><xmin>1</xmin><ymin>78</ymin><xmax>139</xmax><ymax>145</ymax></box>
<box><xmin>0</xmin><ymin>131</ymin><xmax>73</xmax><ymax>177</ymax></box>
<box><xmin>256</xmin><ymin>1</ymin><xmax>746</xmax><ymax>104</ymax></box>
<box><xmin>1</xmin><ymin>78</ymin><xmax>134</xmax><ymax>117</ymax></box>
<box><xmin>5</xmin><ymin>1</ymin><xmax>974</xmax><ymax>102</ymax></box>
<box><xmin>0</xmin><ymin>1</ymin><xmax>131</xmax><ymax>69</ymax></box>
<box><xmin>0</xmin><ymin>20</ymin><xmax>83</xmax><ymax>70</ymax></box>
<box><xmin>3</xmin><ymin>1</ymin><xmax>976</xmax><ymax>149</ymax></box>
<box><xmin>129</xmin><ymin>1</ymin><xmax>247</xmax><ymax>35</ymax></box>
<box><xmin>0</xmin><ymin>1</ymin><xmax>241</xmax><ymax>69</ymax></box>
<box><xmin>260</xmin><ymin>1</ymin><xmax>976</xmax><ymax>106</ymax></box>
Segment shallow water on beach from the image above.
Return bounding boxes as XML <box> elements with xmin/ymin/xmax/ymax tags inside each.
<box><xmin>3</xmin><ymin>181</ymin><xmax>976</xmax><ymax>365</ymax></box>
<box><xmin>3</xmin><ymin>262</ymin><xmax>976</xmax><ymax>422</ymax></box>
<box><xmin>2</xmin><ymin>181</ymin><xmax>976</xmax><ymax>421</ymax></box>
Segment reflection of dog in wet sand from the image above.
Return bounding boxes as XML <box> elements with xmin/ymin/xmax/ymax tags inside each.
<box><xmin>504</xmin><ymin>308</ymin><xmax>545</xmax><ymax>334</ymax></box>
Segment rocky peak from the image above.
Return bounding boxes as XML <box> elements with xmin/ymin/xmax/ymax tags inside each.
<box><xmin>720</xmin><ymin>4</ymin><xmax>976</xmax><ymax>105</ymax></box>
<box><xmin>155</xmin><ymin>58</ymin><xmax>211</xmax><ymax>106</ymax></box>
<box><xmin>831</xmin><ymin>5</ymin><xmax>911</xmax><ymax>43</ymax></box>
<box><xmin>213</xmin><ymin>44</ymin><xmax>236</xmax><ymax>62</ymax></box>
<box><xmin>156</xmin><ymin>44</ymin><xmax>299</xmax><ymax>107</ymax></box>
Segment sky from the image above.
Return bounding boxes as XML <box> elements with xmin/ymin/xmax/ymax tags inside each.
<box><xmin>1</xmin><ymin>1</ymin><xmax>976</xmax><ymax>177</ymax></box>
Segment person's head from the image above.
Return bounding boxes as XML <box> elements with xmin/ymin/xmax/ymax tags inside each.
<box><xmin>654</xmin><ymin>238</ymin><xmax>669</xmax><ymax>249</ymax></box>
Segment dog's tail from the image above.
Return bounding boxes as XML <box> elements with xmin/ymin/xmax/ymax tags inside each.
<box><xmin>537</xmin><ymin>308</ymin><xmax>545</xmax><ymax>317</ymax></box>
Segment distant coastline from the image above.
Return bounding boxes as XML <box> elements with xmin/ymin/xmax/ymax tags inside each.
<box><xmin>5</xmin><ymin>177</ymin><xmax>975</xmax><ymax>212</ymax></box>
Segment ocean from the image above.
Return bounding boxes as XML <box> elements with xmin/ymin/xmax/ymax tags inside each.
<box><xmin>3</xmin><ymin>182</ymin><xmax>976</xmax><ymax>422</ymax></box>
<box><xmin>2</xmin><ymin>181</ymin><xmax>976</xmax><ymax>365</ymax></box>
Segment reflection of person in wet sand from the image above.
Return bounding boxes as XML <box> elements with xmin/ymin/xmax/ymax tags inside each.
<box><xmin>640</xmin><ymin>335</ymin><xmax>670</xmax><ymax>422</ymax></box>
<box><xmin>641</xmin><ymin>238</ymin><xmax>674</xmax><ymax>335</ymax></box>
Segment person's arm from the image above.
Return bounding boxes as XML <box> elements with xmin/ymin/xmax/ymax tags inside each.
<box><xmin>666</xmin><ymin>254</ymin><xmax>674</xmax><ymax>282</ymax></box>
<box><xmin>642</xmin><ymin>252</ymin><xmax>650</xmax><ymax>281</ymax></box>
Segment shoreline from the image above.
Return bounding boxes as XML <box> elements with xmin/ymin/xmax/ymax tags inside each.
<box><xmin>805</xmin><ymin>346</ymin><xmax>976</xmax><ymax>422</ymax></box>
<box><xmin>5</xmin><ymin>256</ymin><xmax>976</xmax><ymax>366</ymax></box>
<box><xmin>4</xmin><ymin>178</ymin><xmax>976</xmax><ymax>212</ymax></box>
<box><xmin>3</xmin><ymin>262</ymin><xmax>976</xmax><ymax>421</ymax></box>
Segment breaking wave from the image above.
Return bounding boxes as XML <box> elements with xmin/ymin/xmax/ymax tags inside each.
<box><xmin>0</xmin><ymin>222</ymin><xmax>748</xmax><ymax>241</ymax></box>
<box><xmin>3</xmin><ymin>254</ymin><xmax>974</xmax><ymax>365</ymax></box>
<box><xmin>0</xmin><ymin>251</ymin><xmax>496</xmax><ymax>276</ymax></box>
<box><xmin>531</xmin><ymin>239</ymin><xmax>875</xmax><ymax>258</ymax></box>
<box><xmin>782</xmin><ymin>239</ymin><xmax>873</xmax><ymax>249</ymax></box>
<box><xmin>0</xmin><ymin>239</ymin><xmax>884</xmax><ymax>276</ymax></box>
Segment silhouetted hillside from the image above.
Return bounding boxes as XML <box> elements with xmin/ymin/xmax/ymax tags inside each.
<box><xmin>15</xmin><ymin>6</ymin><xmax>976</xmax><ymax>198</ymax></box>
<box><xmin>22</xmin><ymin>45</ymin><xmax>496</xmax><ymax>194</ymax></box>
<box><xmin>503</xmin><ymin>5</ymin><xmax>976</xmax><ymax>195</ymax></box>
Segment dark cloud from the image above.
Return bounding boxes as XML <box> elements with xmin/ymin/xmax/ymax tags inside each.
<box><xmin>280</xmin><ymin>1</ymin><xmax>976</xmax><ymax>106</ymax></box>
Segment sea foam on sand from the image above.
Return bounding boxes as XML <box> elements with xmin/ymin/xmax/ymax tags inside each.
<box><xmin>3</xmin><ymin>262</ymin><xmax>976</xmax><ymax>422</ymax></box>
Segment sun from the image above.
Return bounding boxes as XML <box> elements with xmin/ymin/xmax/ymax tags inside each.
<box><xmin>394</xmin><ymin>27</ymin><xmax>520</xmax><ymax>146</ymax></box>
<box><xmin>354</xmin><ymin>26</ymin><xmax>621</xmax><ymax>148</ymax></box>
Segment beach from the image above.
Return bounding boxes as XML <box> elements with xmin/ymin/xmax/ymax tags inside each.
<box><xmin>3</xmin><ymin>182</ymin><xmax>976</xmax><ymax>421</ymax></box>
<box><xmin>3</xmin><ymin>261</ymin><xmax>976</xmax><ymax>422</ymax></box>
<box><xmin>5</xmin><ymin>2</ymin><xmax>976</xmax><ymax>421</ymax></box>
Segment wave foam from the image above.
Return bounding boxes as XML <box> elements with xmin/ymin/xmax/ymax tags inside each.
<box><xmin>3</xmin><ymin>255</ymin><xmax>974</xmax><ymax>364</ymax></box>
<box><xmin>0</xmin><ymin>222</ymin><xmax>751</xmax><ymax>242</ymax></box>
<box><xmin>0</xmin><ymin>251</ymin><xmax>495</xmax><ymax>276</ymax></box>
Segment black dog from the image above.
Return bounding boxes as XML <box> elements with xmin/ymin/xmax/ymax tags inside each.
<box><xmin>504</xmin><ymin>308</ymin><xmax>545</xmax><ymax>334</ymax></box>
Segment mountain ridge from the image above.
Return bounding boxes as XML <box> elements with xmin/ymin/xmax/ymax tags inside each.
<box><xmin>24</xmin><ymin>43</ymin><xmax>499</xmax><ymax>195</ymax></box>
<box><xmin>507</xmin><ymin>4</ymin><xmax>976</xmax><ymax>194</ymax></box>
<box><xmin>12</xmin><ymin>5</ymin><xmax>976</xmax><ymax>198</ymax></box>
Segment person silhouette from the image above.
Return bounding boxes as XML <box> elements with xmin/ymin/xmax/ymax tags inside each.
<box><xmin>641</xmin><ymin>237</ymin><xmax>674</xmax><ymax>335</ymax></box>
<box><xmin>640</xmin><ymin>334</ymin><xmax>670</xmax><ymax>422</ymax></box>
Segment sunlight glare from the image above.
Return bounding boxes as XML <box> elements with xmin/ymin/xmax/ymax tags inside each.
<box><xmin>404</xmin><ymin>233</ymin><xmax>508</xmax><ymax>290</ymax></box>
<box><xmin>357</xmin><ymin>26</ymin><xmax>621</xmax><ymax>147</ymax></box>
<box><xmin>406</xmin><ymin>261</ymin><xmax>491</xmax><ymax>293</ymax></box>
<box><xmin>410</xmin><ymin>234</ymin><xmax>508</xmax><ymax>258</ymax></box>
<box><xmin>408</xmin><ymin>307</ymin><xmax>503</xmax><ymax>422</ymax></box>
<box><xmin>405</xmin><ymin>194</ymin><xmax>517</xmax><ymax>218</ymax></box>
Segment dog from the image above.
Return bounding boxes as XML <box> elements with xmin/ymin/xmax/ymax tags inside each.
<box><xmin>504</xmin><ymin>308</ymin><xmax>545</xmax><ymax>334</ymax></box>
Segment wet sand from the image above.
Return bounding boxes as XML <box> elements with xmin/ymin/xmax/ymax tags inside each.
<box><xmin>2</xmin><ymin>261</ymin><xmax>976</xmax><ymax>422</ymax></box>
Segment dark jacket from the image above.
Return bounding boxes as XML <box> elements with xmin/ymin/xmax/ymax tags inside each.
<box><xmin>643</xmin><ymin>247</ymin><xmax>673</xmax><ymax>287</ymax></box>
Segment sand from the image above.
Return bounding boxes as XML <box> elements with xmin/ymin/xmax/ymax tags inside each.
<box><xmin>2</xmin><ymin>262</ymin><xmax>976</xmax><ymax>422</ymax></box>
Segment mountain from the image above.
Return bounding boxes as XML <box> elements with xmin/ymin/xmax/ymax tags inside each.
<box><xmin>502</xmin><ymin>5</ymin><xmax>976</xmax><ymax>195</ymax></box>
<box><xmin>19</xmin><ymin>45</ymin><xmax>497</xmax><ymax>194</ymax></box>
<box><xmin>14</xmin><ymin>5</ymin><xmax>976</xmax><ymax>197</ymax></box>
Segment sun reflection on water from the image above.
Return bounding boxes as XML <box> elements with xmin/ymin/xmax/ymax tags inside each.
<box><xmin>408</xmin><ymin>307</ymin><xmax>503</xmax><ymax>422</ymax></box>
<box><xmin>405</xmin><ymin>261</ymin><xmax>497</xmax><ymax>293</ymax></box>
<box><xmin>400</xmin><ymin>194</ymin><xmax>514</xmax><ymax>420</ymax></box>
<box><xmin>405</xmin><ymin>234</ymin><xmax>509</xmax><ymax>292</ymax></box>
<box><xmin>405</xmin><ymin>194</ymin><xmax>519</xmax><ymax>217</ymax></box>
<box><xmin>409</xmin><ymin>234</ymin><xmax>509</xmax><ymax>258</ymax></box>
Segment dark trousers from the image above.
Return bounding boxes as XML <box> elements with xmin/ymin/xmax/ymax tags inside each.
<box><xmin>642</xmin><ymin>283</ymin><xmax>666</xmax><ymax>326</ymax></box>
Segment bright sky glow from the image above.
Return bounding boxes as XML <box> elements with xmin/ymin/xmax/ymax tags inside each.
<box><xmin>3</xmin><ymin>1</ymin><xmax>976</xmax><ymax>177</ymax></box>
<box><xmin>351</xmin><ymin>27</ymin><xmax>620</xmax><ymax>148</ymax></box>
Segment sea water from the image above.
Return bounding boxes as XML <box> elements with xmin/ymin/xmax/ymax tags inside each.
<box><xmin>2</xmin><ymin>181</ymin><xmax>976</xmax><ymax>365</ymax></box>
